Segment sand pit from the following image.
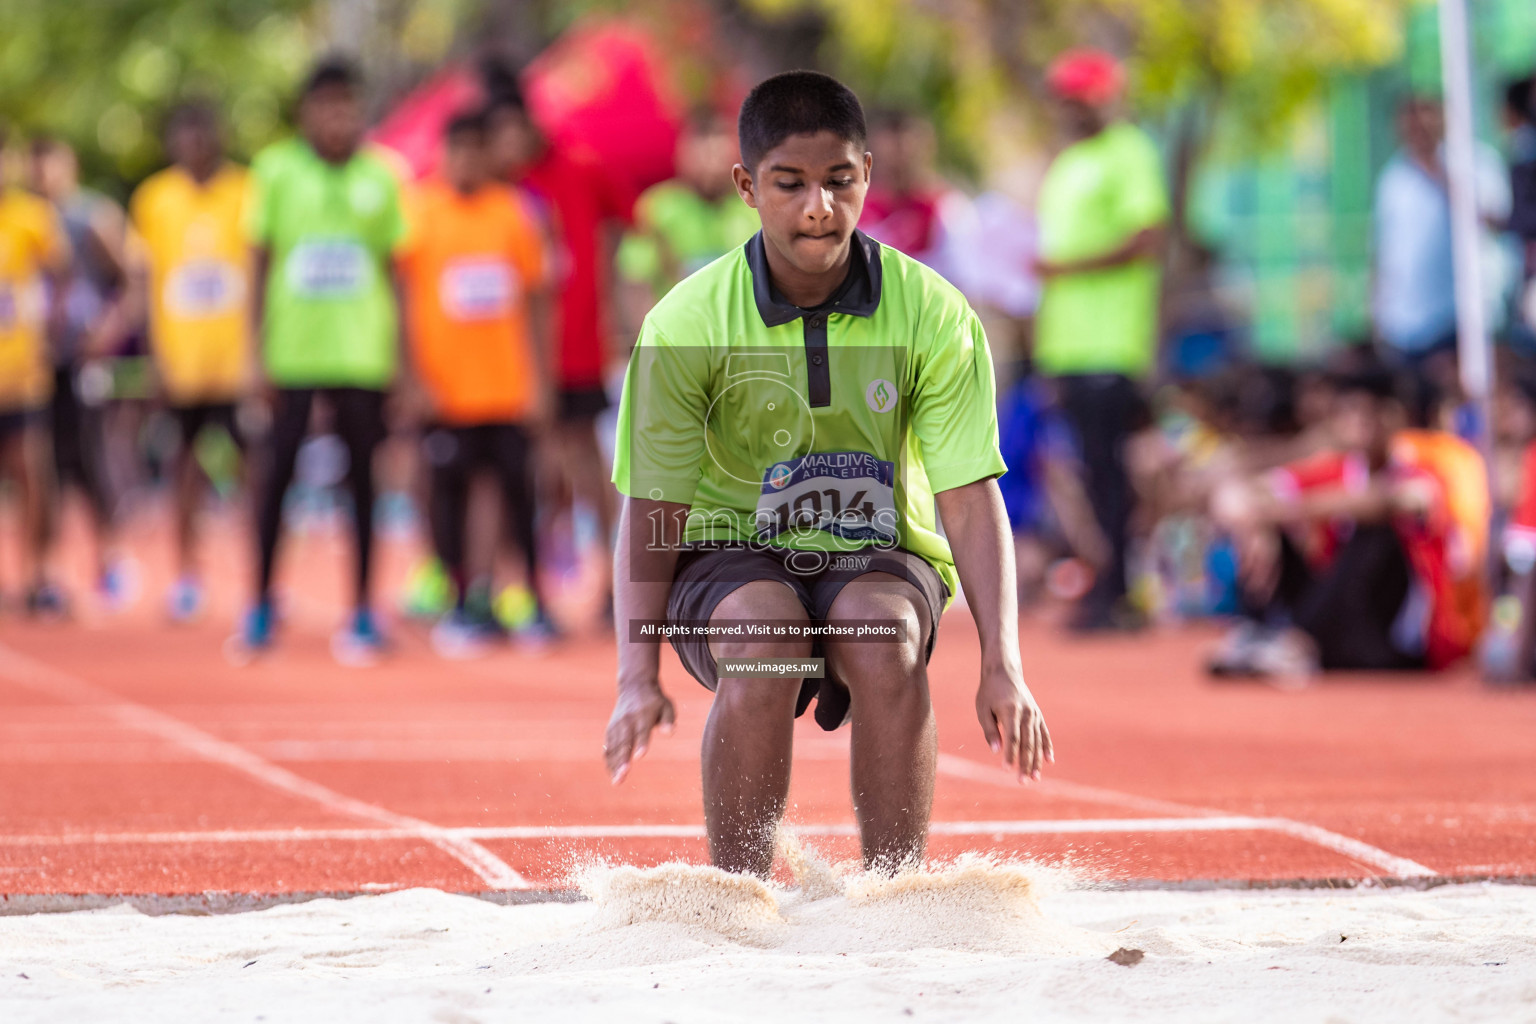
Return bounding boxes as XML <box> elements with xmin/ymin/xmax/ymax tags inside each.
<box><xmin>1</xmin><ymin>861</ymin><xmax>1533</xmax><ymax>1023</ymax></box>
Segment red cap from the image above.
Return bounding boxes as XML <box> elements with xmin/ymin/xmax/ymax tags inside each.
<box><xmin>1046</xmin><ymin>49</ymin><xmax>1125</xmax><ymax>107</ymax></box>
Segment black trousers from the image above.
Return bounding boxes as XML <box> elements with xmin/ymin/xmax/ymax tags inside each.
<box><xmin>1248</xmin><ymin>523</ymin><xmax>1424</xmax><ymax>671</ymax></box>
<box><xmin>423</xmin><ymin>422</ymin><xmax>539</xmax><ymax>604</ymax></box>
<box><xmin>1055</xmin><ymin>373</ymin><xmax>1143</xmax><ymax>611</ymax></box>
<box><xmin>50</xmin><ymin>366</ymin><xmax>113</xmax><ymax>525</ymax></box>
<box><xmin>255</xmin><ymin>387</ymin><xmax>386</xmax><ymax>606</ymax></box>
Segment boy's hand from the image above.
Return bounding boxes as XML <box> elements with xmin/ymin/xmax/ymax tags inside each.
<box><xmin>603</xmin><ymin>679</ymin><xmax>676</xmax><ymax>784</ymax></box>
<box><xmin>976</xmin><ymin>667</ymin><xmax>1052</xmax><ymax>783</ymax></box>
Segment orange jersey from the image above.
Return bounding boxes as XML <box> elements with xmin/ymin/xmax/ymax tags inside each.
<box><xmin>401</xmin><ymin>181</ymin><xmax>545</xmax><ymax>424</ymax></box>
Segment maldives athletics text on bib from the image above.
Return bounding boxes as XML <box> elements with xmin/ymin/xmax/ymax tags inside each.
<box><xmin>754</xmin><ymin>451</ymin><xmax>897</xmax><ymax>543</ymax></box>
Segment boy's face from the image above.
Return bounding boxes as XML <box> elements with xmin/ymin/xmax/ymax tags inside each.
<box><xmin>168</xmin><ymin>120</ymin><xmax>220</xmax><ymax>174</ymax></box>
<box><xmin>485</xmin><ymin>107</ymin><xmax>538</xmax><ymax>178</ymax></box>
<box><xmin>301</xmin><ymin>84</ymin><xmax>362</xmax><ymax>162</ymax></box>
<box><xmin>732</xmin><ymin>131</ymin><xmax>871</xmax><ymax>278</ymax></box>
<box><xmin>1331</xmin><ymin>391</ymin><xmax>1397</xmax><ymax>458</ymax></box>
<box><xmin>445</xmin><ymin>134</ymin><xmax>486</xmax><ymax>191</ymax></box>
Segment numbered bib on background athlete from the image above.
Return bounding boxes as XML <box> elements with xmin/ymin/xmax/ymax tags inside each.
<box><xmin>441</xmin><ymin>259</ymin><xmax>516</xmax><ymax>321</ymax></box>
<box><xmin>287</xmin><ymin>240</ymin><xmax>367</xmax><ymax>299</ymax></box>
<box><xmin>165</xmin><ymin>259</ymin><xmax>244</xmax><ymax>318</ymax></box>
<box><xmin>0</xmin><ymin>285</ymin><xmax>16</xmax><ymax>330</ymax></box>
<box><xmin>754</xmin><ymin>450</ymin><xmax>897</xmax><ymax>543</ymax></box>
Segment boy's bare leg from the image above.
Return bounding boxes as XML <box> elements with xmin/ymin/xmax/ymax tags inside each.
<box><xmin>21</xmin><ymin>426</ymin><xmax>57</xmax><ymax>590</ymax></box>
<box><xmin>825</xmin><ymin>571</ymin><xmax>936</xmax><ymax>874</ymax></box>
<box><xmin>701</xmin><ymin>580</ymin><xmax>810</xmax><ymax>878</ymax></box>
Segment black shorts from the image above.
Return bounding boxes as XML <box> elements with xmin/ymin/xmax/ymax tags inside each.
<box><xmin>0</xmin><ymin>407</ymin><xmax>44</xmax><ymax>441</ymax></box>
<box><xmin>664</xmin><ymin>544</ymin><xmax>948</xmax><ymax>730</ymax></box>
<box><xmin>558</xmin><ymin>385</ymin><xmax>609</xmax><ymax>422</ymax></box>
<box><xmin>172</xmin><ymin>401</ymin><xmax>243</xmax><ymax>450</ymax></box>
<box><xmin>421</xmin><ymin>421</ymin><xmax>531</xmax><ymax>474</ymax></box>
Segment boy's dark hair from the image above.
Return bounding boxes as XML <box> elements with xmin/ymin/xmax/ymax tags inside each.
<box><xmin>1507</xmin><ymin>77</ymin><xmax>1535</xmax><ymax>123</ymax></box>
<box><xmin>737</xmin><ymin>70</ymin><xmax>866</xmax><ymax>172</ymax></box>
<box><xmin>164</xmin><ymin>98</ymin><xmax>218</xmax><ymax>137</ymax></box>
<box><xmin>479</xmin><ymin>56</ymin><xmax>526</xmax><ymax>118</ymax></box>
<box><xmin>301</xmin><ymin>56</ymin><xmax>361</xmax><ymax>100</ymax></box>
<box><xmin>1330</xmin><ymin>366</ymin><xmax>1402</xmax><ymax>403</ymax></box>
<box><xmin>445</xmin><ymin>109</ymin><xmax>487</xmax><ymax>143</ymax></box>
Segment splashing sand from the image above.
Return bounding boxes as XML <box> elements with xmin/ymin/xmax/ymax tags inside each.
<box><xmin>4</xmin><ymin>880</ymin><xmax>1536</xmax><ymax>1022</ymax></box>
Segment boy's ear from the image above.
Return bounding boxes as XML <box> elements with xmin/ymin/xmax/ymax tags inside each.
<box><xmin>731</xmin><ymin>163</ymin><xmax>758</xmax><ymax>209</ymax></box>
<box><xmin>863</xmin><ymin>150</ymin><xmax>873</xmax><ymax>183</ymax></box>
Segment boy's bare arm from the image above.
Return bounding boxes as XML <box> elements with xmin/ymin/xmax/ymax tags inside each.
<box><xmin>604</xmin><ymin>496</ymin><xmax>690</xmax><ymax>783</ymax></box>
<box><xmin>935</xmin><ymin>478</ymin><xmax>1053</xmax><ymax>782</ymax></box>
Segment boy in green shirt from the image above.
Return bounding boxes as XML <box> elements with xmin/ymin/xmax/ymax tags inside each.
<box><xmin>604</xmin><ymin>71</ymin><xmax>1052</xmax><ymax>877</ymax></box>
<box><xmin>237</xmin><ymin>58</ymin><xmax>406</xmax><ymax>664</ymax></box>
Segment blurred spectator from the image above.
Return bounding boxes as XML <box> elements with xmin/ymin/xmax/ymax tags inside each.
<box><xmin>1209</xmin><ymin>369</ymin><xmax>1487</xmax><ymax>682</ymax></box>
<box><xmin>399</xmin><ymin>110</ymin><xmax>554</xmax><ymax>654</ymax></box>
<box><xmin>1505</xmin><ymin>78</ymin><xmax>1536</xmax><ymax>340</ymax></box>
<box><xmin>0</xmin><ymin>125</ymin><xmax>69</xmax><ymax>614</ymax></box>
<box><xmin>129</xmin><ymin>100</ymin><xmax>252</xmax><ymax>622</ymax></box>
<box><xmin>861</xmin><ymin>111</ymin><xmax>947</xmax><ymax>268</ymax></box>
<box><xmin>1372</xmin><ymin>96</ymin><xmax>1511</xmax><ymax>405</ymax></box>
<box><xmin>240</xmin><ymin>57</ymin><xmax>407</xmax><ymax>662</ymax></box>
<box><xmin>616</xmin><ymin>106</ymin><xmax>757</xmax><ymax>308</ymax></box>
<box><xmin>31</xmin><ymin>136</ymin><xmax>132</xmax><ymax>610</ymax></box>
<box><xmin>1031</xmin><ymin>48</ymin><xmax>1170</xmax><ymax>632</ymax></box>
<box><xmin>484</xmin><ymin>77</ymin><xmax>634</xmax><ymax>621</ymax></box>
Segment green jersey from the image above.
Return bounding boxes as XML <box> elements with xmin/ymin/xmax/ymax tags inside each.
<box><xmin>616</xmin><ymin>181</ymin><xmax>760</xmax><ymax>299</ymax></box>
<box><xmin>612</xmin><ymin>230</ymin><xmax>1007</xmax><ymax>602</ymax></box>
<box><xmin>246</xmin><ymin>139</ymin><xmax>405</xmax><ymax>388</ymax></box>
<box><xmin>1034</xmin><ymin>122</ymin><xmax>1168</xmax><ymax>379</ymax></box>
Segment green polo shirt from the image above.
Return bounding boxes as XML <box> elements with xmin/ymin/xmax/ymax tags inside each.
<box><xmin>246</xmin><ymin>138</ymin><xmax>405</xmax><ymax>389</ymax></box>
<box><xmin>612</xmin><ymin>230</ymin><xmax>1007</xmax><ymax>603</ymax></box>
<box><xmin>1034</xmin><ymin>121</ymin><xmax>1168</xmax><ymax>379</ymax></box>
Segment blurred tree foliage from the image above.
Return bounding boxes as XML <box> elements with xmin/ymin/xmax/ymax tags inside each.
<box><xmin>0</xmin><ymin>0</ymin><xmax>317</xmax><ymax>197</ymax></box>
<box><xmin>746</xmin><ymin>0</ymin><xmax>1413</xmax><ymax>174</ymax></box>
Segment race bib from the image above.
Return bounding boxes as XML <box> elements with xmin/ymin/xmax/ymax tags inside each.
<box><xmin>0</xmin><ymin>285</ymin><xmax>15</xmax><ymax>330</ymax></box>
<box><xmin>754</xmin><ymin>450</ymin><xmax>897</xmax><ymax>543</ymax></box>
<box><xmin>441</xmin><ymin>259</ymin><xmax>516</xmax><ymax>321</ymax></box>
<box><xmin>287</xmin><ymin>240</ymin><xmax>367</xmax><ymax>299</ymax></box>
<box><xmin>165</xmin><ymin>259</ymin><xmax>243</xmax><ymax>317</ymax></box>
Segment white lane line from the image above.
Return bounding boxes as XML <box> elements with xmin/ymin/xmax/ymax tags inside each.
<box><xmin>0</xmin><ymin>644</ymin><xmax>528</xmax><ymax>890</ymax></box>
<box><xmin>935</xmin><ymin>754</ymin><xmax>1436</xmax><ymax>878</ymax></box>
<box><xmin>0</xmin><ymin>816</ymin><xmax>1314</xmax><ymax>845</ymax></box>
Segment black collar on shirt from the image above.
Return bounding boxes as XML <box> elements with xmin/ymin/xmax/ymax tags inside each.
<box><xmin>745</xmin><ymin>228</ymin><xmax>883</xmax><ymax>326</ymax></box>
<box><xmin>744</xmin><ymin>229</ymin><xmax>882</xmax><ymax>408</ymax></box>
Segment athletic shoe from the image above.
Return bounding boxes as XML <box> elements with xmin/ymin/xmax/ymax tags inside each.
<box><xmin>399</xmin><ymin>558</ymin><xmax>453</xmax><ymax>621</ymax></box>
<box><xmin>166</xmin><ymin>577</ymin><xmax>206</xmax><ymax>623</ymax></box>
<box><xmin>24</xmin><ymin>582</ymin><xmax>70</xmax><ymax>620</ymax></box>
<box><xmin>492</xmin><ymin>582</ymin><xmax>537</xmax><ymax>632</ymax></box>
<box><xmin>513</xmin><ymin>604</ymin><xmax>562</xmax><ymax>648</ymax></box>
<box><xmin>332</xmin><ymin>608</ymin><xmax>389</xmax><ymax>667</ymax></box>
<box><xmin>1206</xmin><ymin>622</ymin><xmax>1266</xmax><ymax>678</ymax></box>
<box><xmin>430</xmin><ymin>609</ymin><xmax>504</xmax><ymax>660</ymax></box>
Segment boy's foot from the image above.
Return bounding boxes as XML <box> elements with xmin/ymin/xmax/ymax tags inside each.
<box><xmin>24</xmin><ymin>582</ymin><xmax>71</xmax><ymax>620</ymax></box>
<box><xmin>225</xmin><ymin>601</ymin><xmax>277</xmax><ymax>665</ymax></box>
<box><xmin>430</xmin><ymin>609</ymin><xmax>504</xmax><ymax>660</ymax></box>
<box><xmin>166</xmin><ymin>577</ymin><xmax>206</xmax><ymax>623</ymax></box>
<box><xmin>332</xmin><ymin>608</ymin><xmax>389</xmax><ymax>667</ymax></box>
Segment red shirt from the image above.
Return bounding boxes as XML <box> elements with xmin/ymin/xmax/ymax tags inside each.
<box><xmin>860</xmin><ymin>186</ymin><xmax>944</xmax><ymax>264</ymax></box>
<box><xmin>1272</xmin><ymin>431</ymin><xmax>1486</xmax><ymax>669</ymax></box>
<box><xmin>518</xmin><ymin>146</ymin><xmax>635</xmax><ymax>390</ymax></box>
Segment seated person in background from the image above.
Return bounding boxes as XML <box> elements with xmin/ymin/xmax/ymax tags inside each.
<box><xmin>1208</xmin><ymin>369</ymin><xmax>1486</xmax><ymax>682</ymax></box>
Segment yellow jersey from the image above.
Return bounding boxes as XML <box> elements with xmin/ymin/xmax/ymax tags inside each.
<box><xmin>129</xmin><ymin>163</ymin><xmax>252</xmax><ymax>404</ymax></box>
<box><xmin>0</xmin><ymin>189</ymin><xmax>65</xmax><ymax>411</ymax></box>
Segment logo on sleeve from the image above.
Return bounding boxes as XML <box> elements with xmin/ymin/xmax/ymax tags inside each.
<box><xmin>865</xmin><ymin>378</ymin><xmax>897</xmax><ymax>413</ymax></box>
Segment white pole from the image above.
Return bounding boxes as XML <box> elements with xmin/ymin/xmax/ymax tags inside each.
<box><xmin>1439</xmin><ymin>0</ymin><xmax>1492</xmax><ymax>437</ymax></box>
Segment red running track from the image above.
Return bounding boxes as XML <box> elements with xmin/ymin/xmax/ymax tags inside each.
<box><xmin>1</xmin><ymin>509</ymin><xmax>1535</xmax><ymax>902</ymax></box>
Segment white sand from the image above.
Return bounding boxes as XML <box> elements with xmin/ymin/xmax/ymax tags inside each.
<box><xmin>2</xmin><ymin>859</ymin><xmax>1534</xmax><ymax>1023</ymax></box>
